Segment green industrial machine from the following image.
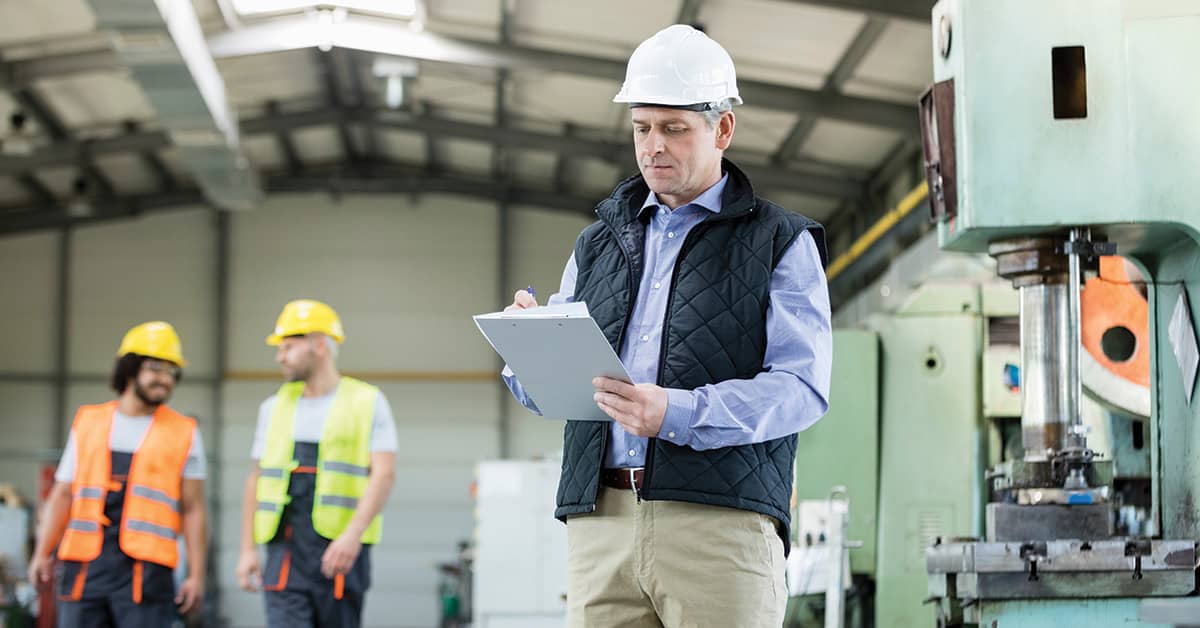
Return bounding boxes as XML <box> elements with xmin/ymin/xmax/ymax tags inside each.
<box><xmin>791</xmin><ymin>275</ymin><xmax>1161</xmax><ymax>627</ymax></box>
<box><xmin>792</xmin><ymin>280</ymin><xmax>1022</xmax><ymax>627</ymax></box>
<box><xmin>793</xmin><ymin>2</ymin><xmax>1200</xmax><ymax>625</ymax></box>
<box><xmin>919</xmin><ymin>0</ymin><xmax>1200</xmax><ymax>626</ymax></box>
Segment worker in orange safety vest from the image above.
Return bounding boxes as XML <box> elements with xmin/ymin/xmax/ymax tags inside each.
<box><xmin>28</xmin><ymin>321</ymin><xmax>208</xmax><ymax>627</ymax></box>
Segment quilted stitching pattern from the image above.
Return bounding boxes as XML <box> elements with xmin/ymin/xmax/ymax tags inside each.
<box><xmin>556</xmin><ymin>420</ymin><xmax>605</xmax><ymax>507</ymax></box>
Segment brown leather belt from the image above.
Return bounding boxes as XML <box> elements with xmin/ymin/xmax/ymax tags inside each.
<box><xmin>600</xmin><ymin>467</ymin><xmax>645</xmax><ymax>491</ymax></box>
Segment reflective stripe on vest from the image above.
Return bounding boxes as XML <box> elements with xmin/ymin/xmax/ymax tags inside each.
<box><xmin>318</xmin><ymin>495</ymin><xmax>358</xmax><ymax>509</ymax></box>
<box><xmin>58</xmin><ymin>401</ymin><xmax>195</xmax><ymax>568</ymax></box>
<box><xmin>130</xmin><ymin>485</ymin><xmax>179</xmax><ymax>511</ymax></box>
<box><xmin>322</xmin><ymin>461</ymin><xmax>369</xmax><ymax>477</ymax></box>
<box><xmin>68</xmin><ymin>519</ymin><xmax>99</xmax><ymax>532</ymax></box>
<box><xmin>126</xmin><ymin>519</ymin><xmax>176</xmax><ymax>540</ymax></box>
<box><xmin>254</xmin><ymin>376</ymin><xmax>383</xmax><ymax>545</ymax></box>
<box><xmin>75</xmin><ymin>486</ymin><xmax>104</xmax><ymax>500</ymax></box>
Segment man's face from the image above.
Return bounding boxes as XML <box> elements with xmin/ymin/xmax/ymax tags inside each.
<box><xmin>632</xmin><ymin>107</ymin><xmax>734</xmax><ymax>206</ymax></box>
<box><xmin>133</xmin><ymin>358</ymin><xmax>178</xmax><ymax>406</ymax></box>
<box><xmin>275</xmin><ymin>335</ymin><xmax>320</xmax><ymax>382</ymax></box>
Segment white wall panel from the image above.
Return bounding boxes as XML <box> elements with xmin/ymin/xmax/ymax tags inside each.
<box><xmin>0</xmin><ymin>231</ymin><xmax>57</xmax><ymax>372</ymax></box>
<box><xmin>504</xmin><ymin>206</ymin><xmax>592</xmax><ymax>459</ymax></box>
<box><xmin>69</xmin><ymin>209</ymin><xmax>216</xmax><ymax>377</ymax></box>
<box><xmin>227</xmin><ymin>194</ymin><xmax>500</xmax><ymax>373</ymax></box>
<box><xmin>0</xmin><ymin>383</ymin><xmax>56</xmax><ymax>500</ymax></box>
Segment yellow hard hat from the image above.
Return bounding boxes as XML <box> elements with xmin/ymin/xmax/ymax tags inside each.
<box><xmin>117</xmin><ymin>321</ymin><xmax>187</xmax><ymax>367</ymax></box>
<box><xmin>266</xmin><ymin>299</ymin><xmax>345</xmax><ymax>346</ymax></box>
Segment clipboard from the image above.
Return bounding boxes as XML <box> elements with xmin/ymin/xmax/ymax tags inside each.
<box><xmin>474</xmin><ymin>302</ymin><xmax>630</xmax><ymax>421</ymax></box>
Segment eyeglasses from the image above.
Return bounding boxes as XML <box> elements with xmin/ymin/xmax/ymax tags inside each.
<box><xmin>142</xmin><ymin>361</ymin><xmax>182</xmax><ymax>379</ymax></box>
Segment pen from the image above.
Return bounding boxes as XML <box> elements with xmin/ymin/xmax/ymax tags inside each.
<box><xmin>526</xmin><ymin>285</ymin><xmax>536</xmax><ymax>299</ymax></box>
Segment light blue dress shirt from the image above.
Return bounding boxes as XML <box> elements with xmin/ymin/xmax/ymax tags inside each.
<box><xmin>504</xmin><ymin>173</ymin><xmax>832</xmax><ymax>468</ymax></box>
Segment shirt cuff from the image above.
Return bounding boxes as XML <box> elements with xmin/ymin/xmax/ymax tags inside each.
<box><xmin>659</xmin><ymin>388</ymin><xmax>696</xmax><ymax>445</ymax></box>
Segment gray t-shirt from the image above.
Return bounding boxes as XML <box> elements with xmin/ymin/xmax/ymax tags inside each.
<box><xmin>250</xmin><ymin>388</ymin><xmax>398</xmax><ymax>460</ymax></box>
<box><xmin>55</xmin><ymin>410</ymin><xmax>207</xmax><ymax>482</ymax></box>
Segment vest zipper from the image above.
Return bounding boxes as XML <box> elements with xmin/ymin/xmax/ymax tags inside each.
<box><xmin>644</xmin><ymin>221</ymin><xmax>712</xmax><ymax>494</ymax></box>
<box><xmin>601</xmin><ymin>219</ymin><xmax>642</xmax><ymax>501</ymax></box>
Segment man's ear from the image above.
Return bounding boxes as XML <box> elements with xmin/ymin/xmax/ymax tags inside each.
<box><xmin>715</xmin><ymin>111</ymin><xmax>735</xmax><ymax>150</ymax></box>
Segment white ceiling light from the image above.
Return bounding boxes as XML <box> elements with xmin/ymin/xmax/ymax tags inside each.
<box><xmin>231</xmin><ymin>0</ymin><xmax>416</xmax><ymax>18</ymax></box>
<box><xmin>373</xmin><ymin>56</ymin><xmax>418</xmax><ymax>109</ymax></box>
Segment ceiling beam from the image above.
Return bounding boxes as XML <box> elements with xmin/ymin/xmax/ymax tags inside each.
<box><xmin>343</xmin><ymin>49</ymin><xmax>379</xmax><ymax>159</ymax></box>
<box><xmin>266</xmin><ymin>165</ymin><xmax>598</xmax><ymax>214</ymax></box>
<box><xmin>266</xmin><ymin>100</ymin><xmax>303</xmax><ymax>173</ymax></box>
<box><xmin>676</xmin><ymin>0</ymin><xmax>705</xmax><ymax>26</ymax></box>
<box><xmin>779</xmin><ymin>0</ymin><xmax>932</xmax><ymax>22</ymax></box>
<box><xmin>17</xmin><ymin>173</ymin><xmax>56</xmax><ymax>205</ymax></box>
<box><xmin>124</xmin><ymin>121</ymin><xmax>178</xmax><ymax>192</ymax></box>
<box><xmin>328</xmin><ymin>107</ymin><xmax>864</xmax><ymax>198</ymax></box>
<box><xmin>0</xmin><ymin>50</ymin><xmax>121</xmax><ymax>88</ymax></box>
<box><xmin>122</xmin><ymin>120</ymin><xmax>177</xmax><ymax>194</ymax></box>
<box><xmin>493</xmin><ymin>0</ymin><xmax>514</xmax><ymax>182</ymax></box>
<box><xmin>140</xmin><ymin>153</ymin><xmax>178</xmax><ymax>191</ymax></box>
<box><xmin>553</xmin><ymin>123</ymin><xmax>576</xmax><ymax>194</ymax></box>
<box><xmin>0</xmin><ymin>104</ymin><xmax>864</xmax><ymax>199</ymax></box>
<box><xmin>0</xmin><ymin>160</ymin><xmax>599</xmax><ymax>235</ymax></box>
<box><xmin>314</xmin><ymin>49</ymin><xmax>360</xmax><ymax>163</ymax></box>
<box><xmin>0</xmin><ymin>131</ymin><xmax>169</xmax><ymax>176</ymax></box>
<box><xmin>14</xmin><ymin>88</ymin><xmax>116</xmax><ymax>199</ymax></box>
<box><xmin>0</xmin><ymin>188</ymin><xmax>206</xmax><ymax>235</ymax></box>
<box><xmin>420</xmin><ymin>101</ymin><xmax>446</xmax><ymax>174</ymax></box>
<box><xmin>493</xmin><ymin>68</ymin><xmax>510</xmax><ymax>180</ymax></box>
<box><xmin>205</xmin><ymin>13</ymin><xmax>916</xmax><ymax>133</ymax></box>
<box><xmin>773</xmin><ymin>16</ymin><xmax>888</xmax><ymax>165</ymax></box>
<box><xmin>1</xmin><ymin>18</ymin><xmax>918</xmax><ymax>134</ymax></box>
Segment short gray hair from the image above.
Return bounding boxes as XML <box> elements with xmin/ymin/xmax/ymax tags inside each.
<box><xmin>701</xmin><ymin>99</ymin><xmax>734</xmax><ymax>129</ymax></box>
<box><xmin>322</xmin><ymin>334</ymin><xmax>339</xmax><ymax>358</ymax></box>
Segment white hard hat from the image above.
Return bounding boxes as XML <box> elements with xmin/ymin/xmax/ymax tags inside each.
<box><xmin>613</xmin><ymin>24</ymin><xmax>742</xmax><ymax>109</ymax></box>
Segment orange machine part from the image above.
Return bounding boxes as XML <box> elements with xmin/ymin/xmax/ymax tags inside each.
<box><xmin>1081</xmin><ymin>256</ymin><xmax>1150</xmax><ymax>387</ymax></box>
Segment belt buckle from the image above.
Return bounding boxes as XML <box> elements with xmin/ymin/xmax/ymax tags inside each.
<box><xmin>627</xmin><ymin>467</ymin><xmax>644</xmax><ymax>500</ymax></box>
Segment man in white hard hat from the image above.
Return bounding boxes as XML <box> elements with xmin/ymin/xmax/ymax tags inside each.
<box><xmin>502</xmin><ymin>24</ymin><xmax>832</xmax><ymax>628</ymax></box>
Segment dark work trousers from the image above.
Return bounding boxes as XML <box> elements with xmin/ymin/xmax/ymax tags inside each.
<box><xmin>58</xmin><ymin>453</ymin><xmax>178</xmax><ymax>628</ymax></box>
<box><xmin>262</xmin><ymin>443</ymin><xmax>372</xmax><ymax>628</ymax></box>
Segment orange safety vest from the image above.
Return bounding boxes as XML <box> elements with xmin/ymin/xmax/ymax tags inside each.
<box><xmin>57</xmin><ymin>400</ymin><xmax>196</xmax><ymax>569</ymax></box>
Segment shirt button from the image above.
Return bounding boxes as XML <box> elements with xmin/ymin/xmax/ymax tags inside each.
<box><xmin>629</xmin><ymin>449</ymin><xmax>637</xmax><ymax>457</ymax></box>
<box><xmin>653</xmin><ymin>282</ymin><xmax>661</xmax><ymax>289</ymax></box>
<box><xmin>668</xmin><ymin>431</ymin><xmax>676</xmax><ymax>438</ymax></box>
<box><xmin>667</xmin><ymin>231</ymin><xmax>676</xmax><ymax>239</ymax></box>
<box><xmin>641</xmin><ymin>335</ymin><xmax>649</xmax><ymax>342</ymax></box>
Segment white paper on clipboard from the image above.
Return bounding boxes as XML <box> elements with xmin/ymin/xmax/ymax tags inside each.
<box><xmin>474</xmin><ymin>302</ymin><xmax>631</xmax><ymax>421</ymax></box>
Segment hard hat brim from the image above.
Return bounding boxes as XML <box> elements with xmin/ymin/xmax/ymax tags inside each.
<box><xmin>118</xmin><ymin>351</ymin><xmax>187</xmax><ymax>368</ymax></box>
<box><xmin>265</xmin><ymin>330</ymin><xmax>345</xmax><ymax>346</ymax></box>
<box><xmin>613</xmin><ymin>95</ymin><xmax>743</xmax><ymax>107</ymax></box>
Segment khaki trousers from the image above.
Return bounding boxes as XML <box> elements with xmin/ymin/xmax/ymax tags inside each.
<box><xmin>566</xmin><ymin>486</ymin><xmax>787</xmax><ymax>628</ymax></box>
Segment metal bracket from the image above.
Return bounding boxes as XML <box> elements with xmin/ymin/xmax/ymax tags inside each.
<box><xmin>1020</xmin><ymin>542</ymin><xmax>1048</xmax><ymax>581</ymax></box>
<box><xmin>1125</xmin><ymin>538</ymin><xmax>1152</xmax><ymax>581</ymax></box>
<box><xmin>1062</xmin><ymin>238</ymin><xmax>1118</xmax><ymax>261</ymax></box>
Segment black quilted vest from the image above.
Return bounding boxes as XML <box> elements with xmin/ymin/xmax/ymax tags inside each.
<box><xmin>555</xmin><ymin>159</ymin><xmax>827</xmax><ymax>553</ymax></box>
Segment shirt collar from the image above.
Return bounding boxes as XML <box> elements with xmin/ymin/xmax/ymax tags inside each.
<box><xmin>639</xmin><ymin>173</ymin><xmax>728</xmax><ymax>219</ymax></box>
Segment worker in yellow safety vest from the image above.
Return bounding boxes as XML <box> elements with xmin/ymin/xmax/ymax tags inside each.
<box><xmin>28</xmin><ymin>321</ymin><xmax>208</xmax><ymax>628</ymax></box>
<box><xmin>236</xmin><ymin>299</ymin><xmax>397</xmax><ymax>628</ymax></box>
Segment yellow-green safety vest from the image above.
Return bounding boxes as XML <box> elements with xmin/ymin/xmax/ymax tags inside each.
<box><xmin>254</xmin><ymin>376</ymin><xmax>383</xmax><ymax>544</ymax></box>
